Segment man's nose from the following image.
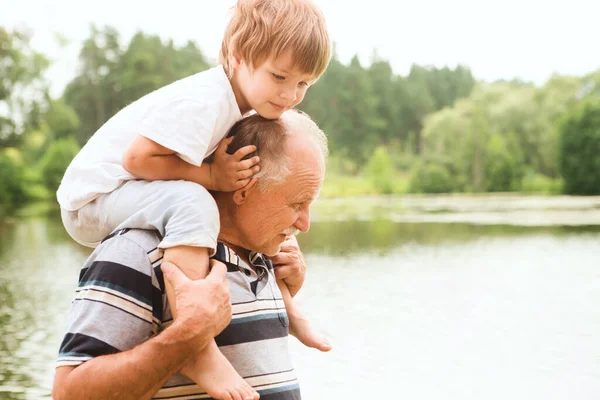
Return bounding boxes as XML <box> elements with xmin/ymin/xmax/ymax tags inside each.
<box><xmin>294</xmin><ymin>209</ymin><xmax>310</xmax><ymax>233</ymax></box>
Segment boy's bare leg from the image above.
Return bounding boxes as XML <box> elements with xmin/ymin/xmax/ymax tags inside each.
<box><xmin>276</xmin><ymin>280</ymin><xmax>332</xmax><ymax>352</ymax></box>
<box><xmin>164</xmin><ymin>246</ymin><xmax>259</xmax><ymax>400</ymax></box>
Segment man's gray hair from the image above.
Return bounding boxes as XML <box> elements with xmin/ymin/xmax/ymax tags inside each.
<box><xmin>222</xmin><ymin>109</ymin><xmax>328</xmax><ymax>192</ymax></box>
<box><xmin>281</xmin><ymin>109</ymin><xmax>329</xmax><ymax>159</ymax></box>
<box><xmin>261</xmin><ymin>110</ymin><xmax>328</xmax><ymax>191</ymax></box>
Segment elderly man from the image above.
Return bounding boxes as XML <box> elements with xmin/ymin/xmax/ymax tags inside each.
<box><xmin>52</xmin><ymin>110</ymin><xmax>328</xmax><ymax>400</ymax></box>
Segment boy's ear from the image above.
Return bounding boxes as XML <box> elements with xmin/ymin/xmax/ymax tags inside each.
<box><xmin>232</xmin><ymin>178</ymin><xmax>258</xmax><ymax>205</ymax></box>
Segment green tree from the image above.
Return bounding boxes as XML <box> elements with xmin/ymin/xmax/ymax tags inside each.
<box><xmin>0</xmin><ymin>149</ymin><xmax>26</xmax><ymax>217</ymax></box>
<box><xmin>420</xmin><ymin>98</ymin><xmax>474</xmax><ymax>191</ymax></box>
<box><xmin>399</xmin><ymin>64</ymin><xmax>475</xmax><ymax>154</ymax></box>
<box><xmin>65</xmin><ymin>26</ymin><xmax>211</xmax><ymax>145</ymax></box>
<box><xmin>118</xmin><ymin>34</ymin><xmax>209</xmax><ymax>106</ymax></box>
<box><xmin>484</xmin><ymin>134</ymin><xmax>517</xmax><ymax>192</ymax></box>
<box><xmin>409</xmin><ymin>162</ymin><xmax>453</xmax><ymax>194</ymax></box>
<box><xmin>0</xmin><ymin>26</ymin><xmax>50</xmax><ymax>147</ymax></box>
<box><xmin>401</xmin><ymin>66</ymin><xmax>435</xmax><ymax>154</ymax></box>
<box><xmin>533</xmin><ymin>74</ymin><xmax>582</xmax><ymax>177</ymax></box>
<box><xmin>420</xmin><ymin>80</ymin><xmax>582</xmax><ymax>192</ymax></box>
<box><xmin>63</xmin><ymin>25</ymin><xmax>123</xmax><ymax>145</ymax></box>
<box><xmin>366</xmin><ymin>57</ymin><xmax>401</xmax><ymax>146</ymax></box>
<box><xmin>558</xmin><ymin>99</ymin><xmax>600</xmax><ymax>195</ymax></box>
<box><xmin>366</xmin><ymin>146</ymin><xmax>395</xmax><ymax>194</ymax></box>
<box><xmin>45</xmin><ymin>99</ymin><xmax>81</xmax><ymax>140</ymax></box>
<box><xmin>39</xmin><ymin>137</ymin><xmax>81</xmax><ymax>193</ymax></box>
<box><xmin>300</xmin><ymin>54</ymin><xmax>380</xmax><ymax>167</ymax></box>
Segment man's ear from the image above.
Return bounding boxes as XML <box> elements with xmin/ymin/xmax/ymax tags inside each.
<box><xmin>229</xmin><ymin>49</ymin><xmax>242</xmax><ymax>70</ymax></box>
<box><xmin>232</xmin><ymin>178</ymin><xmax>259</xmax><ymax>205</ymax></box>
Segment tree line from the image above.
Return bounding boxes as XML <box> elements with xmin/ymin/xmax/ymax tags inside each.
<box><xmin>1</xmin><ymin>25</ymin><xmax>600</xmax><ymax>218</ymax></box>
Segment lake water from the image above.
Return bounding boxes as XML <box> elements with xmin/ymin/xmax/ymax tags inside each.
<box><xmin>1</xmin><ymin>203</ymin><xmax>599</xmax><ymax>399</ymax></box>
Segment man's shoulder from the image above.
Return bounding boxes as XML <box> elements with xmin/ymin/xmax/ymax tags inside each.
<box><xmin>89</xmin><ymin>229</ymin><xmax>163</xmax><ymax>269</ymax></box>
<box><xmin>100</xmin><ymin>228</ymin><xmax>161</xmax><ymax>250</ymax></box>
<box><xmin>115</xmin><ymin>228</ymin><xmax>162</xmax><ymax>250</ymax></box>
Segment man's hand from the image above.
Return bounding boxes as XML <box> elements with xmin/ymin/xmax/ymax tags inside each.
<box><xmin>161</xmin><ymin>260</ymin><xmax>232</xmax><ymax>345</ymax></box>
<box><xmin>268</xmin><ymin>235</ymin><xmax>307</xmax><ymax>297</ymax></box>
<box><xmin>209</xmin><ymin>137</ymin><xmax>260</xmax><ymax>191</ymax></box>
<box><xmin>52</xmin><ymin>259</ymin><xmax>233</xmax><ymax>400</ymax></box>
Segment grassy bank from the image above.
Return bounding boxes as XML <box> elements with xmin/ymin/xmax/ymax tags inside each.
<box><xmin>320</xmin><ymin>173</ymin><xmax>564</xmax><ymax>198</ymax></box>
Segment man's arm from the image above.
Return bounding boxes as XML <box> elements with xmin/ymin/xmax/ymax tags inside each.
<box><xmin>53</xmin><ymin>261</ymin><xmax>231</xmax><ymax>400</ymax></box>
<box><xmin>53</xmin><ymin>324</ymin><xmax>201</xmax><ymax>400</ymax></box>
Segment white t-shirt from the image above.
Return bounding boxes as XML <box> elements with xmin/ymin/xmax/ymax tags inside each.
<box><xmin>57</xmin><ymin>65</ymin><xmax>243</xmax><ymax>211</ymax></box>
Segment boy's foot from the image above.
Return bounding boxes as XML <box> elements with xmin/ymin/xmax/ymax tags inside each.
<box><xmin>289</xmin><ymin>312</ymin><xmax>332</xmax><ymax>352</ymax></box>
<box><xmin>181</xmin><ymin>340</ymin><xmax>259</xmax><ymax>400</ymax></box>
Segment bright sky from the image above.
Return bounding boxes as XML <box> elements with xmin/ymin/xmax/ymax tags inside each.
<box><xmin>1</xmin><ymin>0</ymin><xmax>598</xmax><ymax>97</ymax></box>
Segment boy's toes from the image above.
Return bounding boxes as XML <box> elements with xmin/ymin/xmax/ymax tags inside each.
<box><xmin>214</xmin><ymin>390</ymin><xmax>233</xmax><ymax>400</ymax></box>
<box><xmin>316</xmin><ymin>336</ymin><xmax>333</xmax><ymax>352</ymax></box>
<box><xmin>241</xmin><ymin>385</ymin><xmax>259</xmax><ymax>400</ymax></box>
<box><xmin>298</xmin><ymin>331</ymin><xmax>332</xmax><ymax>352</ymax></box>
<box><xmin>227</xmin><ymin>389</ymin><xmax>242</xmax><ymax>400</ymax></box>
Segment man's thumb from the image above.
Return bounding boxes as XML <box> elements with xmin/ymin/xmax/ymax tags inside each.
<box><xmin>206</xmin><ymin>259</ymin><xmax>227</xmax><ymax>283</ymax></box>
<box><xmin>161</xmin><ymin>262</ymin><xmax>188</xmax><ymax>288</ymax></box>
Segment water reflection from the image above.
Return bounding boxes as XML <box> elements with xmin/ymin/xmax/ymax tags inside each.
<box><xmin>0</xmin><ymin>218</ymin><xmax>88</xmax><ymax>400</ymax></box>
<box><xmin>298</xmin><ymin>219</ymin><xmax>600</xmax><ymax>255</ymax></box>
<box><xmin>1</xmin><ymin>214</ymin><xmax>599</xmax><ymax>399</ymax></box>
<box><xmin>292</xmin><ymin>233</ymin><xmax>600</xmax><ymax>399</ymax></box>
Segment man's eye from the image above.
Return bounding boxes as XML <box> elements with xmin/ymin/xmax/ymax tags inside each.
<box><xmin>299</xmin><ymin>81</ymin><xmax>309</xmax><ymax>87</ymax></box>
<box><xmin>272</xmin><ymin>73</ymin><xmax>285</xmax><ymax>80</ymax></box>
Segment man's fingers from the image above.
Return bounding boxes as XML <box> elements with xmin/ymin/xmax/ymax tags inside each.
<box><xmin>234</xmin><ymin>144</ymin><xmax>257</xmax><ymax>160</ymax></box>
<box><xmin>273</xmin><ymin>265</ymin><xmax>289</xmax><ymax>279</ymax></box>
<box><xmin>161</xmin><ymin>262</ymin><xmax>188</xmax><ymax>288</ymax></box>
<box><xmin>205</xmin><ymin>259</ymin><xmax>228</xmax><ymax>283</ymax></box>
<box><xmin>268</xmin><ymin>251</ymin><xmax>292</xmax><ymax>264</ymax></box>
<box><xmin>278</xmin><ymin>235</ymin><xmax>299</xmax><ymax>251</ymax></box>
<box><xmin>278</xmin><ymin>243</ymin><xmax>300</xmax><ymax>254</ymax></box>
<box><xmin>274</xmin><ymin>264</ymin><xmax>302</xmax><ymax>280</ymax></box>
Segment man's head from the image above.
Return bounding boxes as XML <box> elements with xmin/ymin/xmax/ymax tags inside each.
<box><xmin>219</xmin><ymin>0</ymin><xmax>331</xmax><ymax>118</ymax></box>
<box><xmin>216</xmin><ymin>110</ymin><xmax>327</xmax><ymax>256</ymax></box>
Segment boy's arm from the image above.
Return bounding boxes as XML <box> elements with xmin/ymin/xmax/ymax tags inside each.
<box><xmin>123</xmin><ymin>134</ymin><xmax>212</xmax><ymax>186</ymax></box>
<box><xmin>123</xmin><ymin>135</ymin><xmax>260</xmax><ymax>191</ymax></box>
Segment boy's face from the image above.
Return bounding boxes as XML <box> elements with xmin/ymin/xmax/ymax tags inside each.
<box><xmin>232</xmin><ymin>50</ymin><xmax>316</xmax><ymax>119</ymax></box>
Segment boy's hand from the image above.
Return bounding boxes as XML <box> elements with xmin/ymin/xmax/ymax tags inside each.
<box><xmin>210</xmin><ymin>137</ymin><xmax>260</xmax><ymax>192</ymax></box>
<box><xmin>268</xmin><ymin>235</ymin><xmax>306</xmax><ymax>297</ymax></box>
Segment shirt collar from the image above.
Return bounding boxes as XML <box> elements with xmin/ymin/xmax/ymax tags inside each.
<box><xmin>213</xmin><ymin>242</ymin><xmax>273</xmax><ymax>272</ymax></box>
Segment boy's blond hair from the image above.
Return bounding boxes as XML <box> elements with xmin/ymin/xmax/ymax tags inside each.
<box><xmin>219</xmin><ymin>0</ymin><xmax>331</xmax><ymax>79</ymax></box>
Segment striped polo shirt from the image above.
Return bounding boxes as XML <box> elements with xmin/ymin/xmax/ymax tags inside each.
<box><xmin>57</xmin><ymin>229</ymin><xmax>301</xmax><ymax>400</ymax></box>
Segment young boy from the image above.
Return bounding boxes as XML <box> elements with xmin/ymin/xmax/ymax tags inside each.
<box><xmin>56</xmin><ymin>0</ymin><xmax>331</xmax><ymax>399</ymax></box>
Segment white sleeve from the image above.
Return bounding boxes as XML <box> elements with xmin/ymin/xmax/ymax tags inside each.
<box><xmin>139</xmin><ymin>97</ymin><xmax>219</xmax><ymax>166</ymax></box>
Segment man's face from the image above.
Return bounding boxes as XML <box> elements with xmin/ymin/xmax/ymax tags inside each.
<box><xmin>233</xmin><ymin>50</ymin><xmax>316</xmax><ymax>119</ymax></box>
<box><xmin>233</xmin><ymin>137</ymin><xmax>323</xmax><ymax>256</ymax></box>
